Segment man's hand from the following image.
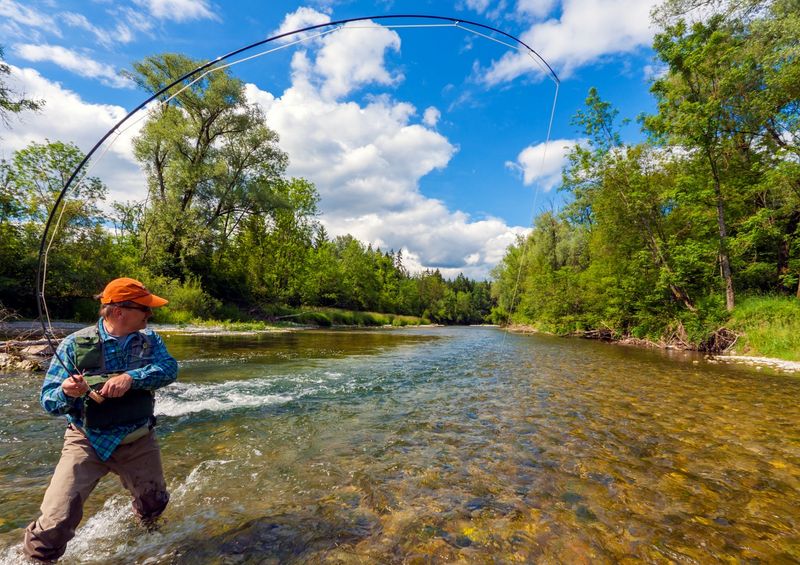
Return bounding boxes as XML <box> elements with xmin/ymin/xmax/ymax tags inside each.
<box><xmin>62</xmin><ymin>374</ymin><xmax>89</xmax><ymax>398</ymax></box>
<box><xmin>98</xmin><ymin>373</ymin><xmax>133</xmax><ymax>398</ymax></box>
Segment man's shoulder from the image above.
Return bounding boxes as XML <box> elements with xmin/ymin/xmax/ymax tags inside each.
<box><xmin>138</xmin><ymin>327</ymin><xmax>165</xmax><ymax>342</ymax></box>
<box><xmin>63</xmin><ymin>323</ymin><xmax>100</xmax><ymax>343</ymax></box>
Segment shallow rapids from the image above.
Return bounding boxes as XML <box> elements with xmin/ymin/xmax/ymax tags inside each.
<box><xmin>1</xmin><ymin>327</ymin><xmax>798</xmax><ymax>563</ymax></box>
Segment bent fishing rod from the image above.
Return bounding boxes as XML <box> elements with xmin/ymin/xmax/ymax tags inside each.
<box><xmin>36</xmin><ymin>14</ymin><xmax>561</xmax><ymax>372</ymax></box>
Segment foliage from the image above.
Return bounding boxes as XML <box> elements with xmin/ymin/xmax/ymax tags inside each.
<box><xmin>492</xmin><ymin>0</ymin><xmax>800</xmax><ymax>352</ymax></box>
<box><xmin>126</xmin><ymin>53</ymin><xmax>289</xmax><ymax>281</ymax></box>
<box><xmin>0</xmin><ymin>141</ymin><xmax>121</xmax><ymax>315</ymax></box>
<box><xmin>0</xmin><ymin>46</ymin><xmax>43</xmax><ymax>128</ymax></box>
<box><xmin>729</xmin><ymin>295</ymin><xmax>800</xmax><ymax>360</ymax></box>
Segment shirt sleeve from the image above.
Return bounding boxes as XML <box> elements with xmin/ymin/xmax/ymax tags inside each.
<box><xmin>127</xmin><ymin>332</ymin><xmax>178</xmax><ymax>390</ymax></box>
<box><xmin>40</xmin><ymin>337</ymin><xmax>81</xmax><ymax>415</ymax></box>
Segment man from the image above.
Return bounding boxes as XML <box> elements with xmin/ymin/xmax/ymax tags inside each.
<box><xmin>23</xmin><ymin>277</ymin><xmax>178</xmax><ymax>563</ymax></box>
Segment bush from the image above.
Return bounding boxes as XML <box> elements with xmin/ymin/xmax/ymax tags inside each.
<box><xmin>135</xmin><ymin>273</ymin><xmax>222</xmax><ymax>323</ymax></box>
<box><xmin>296</xmin><ymin>311</ymin><xmax>332</xmax><ymax>326</ymax></box>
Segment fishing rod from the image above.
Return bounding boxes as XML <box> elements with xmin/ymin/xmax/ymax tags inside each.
<box><xmin>36</xmin><ymin>14</ymin><xmax>561</xmax><ymax>359</ymax></box>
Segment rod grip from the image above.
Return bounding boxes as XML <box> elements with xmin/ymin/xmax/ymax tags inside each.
<box><xmin>88</xmin><ymin>390</ymin><xmax>105</xmax><ymax>404</ymax></box>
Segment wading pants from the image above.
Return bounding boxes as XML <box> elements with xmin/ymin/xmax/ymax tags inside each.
<box><xmin>23</xmin><ymin>425</ymin><xmax>169</xmax><ymax>562</ymax></box>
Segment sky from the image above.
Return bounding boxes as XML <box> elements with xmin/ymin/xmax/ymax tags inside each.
<box><xmin>1</xmin><ymin>0</ymin><xmax>664</xmax><ymax>279</ymax></box>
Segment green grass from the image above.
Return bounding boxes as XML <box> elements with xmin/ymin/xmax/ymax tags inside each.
<box><xmin>729</xmin><ymin>295</ymin><xmax>800</xmax><ymax>361</ymax></box>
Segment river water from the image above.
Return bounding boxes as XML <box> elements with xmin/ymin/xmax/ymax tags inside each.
<box><xmin>1</xmin><ymin>326</ymin><xmax>798</xmax><ymax>563</ymax></box>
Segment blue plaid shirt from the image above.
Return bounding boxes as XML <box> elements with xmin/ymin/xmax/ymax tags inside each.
<box><xmin>41</xmin><ymin>319</ymin><xmax>178</xmax><ymax>461</ymax></box>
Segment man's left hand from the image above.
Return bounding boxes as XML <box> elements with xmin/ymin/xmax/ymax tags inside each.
<box><xmin>99</xmin><ymin>373</ymin><xmax>133</xmax><ymax>398</ymax></box>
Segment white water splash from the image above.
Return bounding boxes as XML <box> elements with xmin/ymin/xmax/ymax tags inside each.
<box><xmin>155</xmin><ymin>371</ymin><xmax>351</xmax><ymax>418</ymax></box>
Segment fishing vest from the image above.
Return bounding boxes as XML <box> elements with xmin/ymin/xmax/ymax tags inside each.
<box><xmin>69</xmin><ymin>325</ymin><xmax>156</xmax><ymax>430</ymax></box>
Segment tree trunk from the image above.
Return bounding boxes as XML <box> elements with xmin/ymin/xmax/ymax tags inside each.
<box><xmin>708</xmin><ymin>149</ymin><xmax>735</xmax><ymax>311</ymax></box>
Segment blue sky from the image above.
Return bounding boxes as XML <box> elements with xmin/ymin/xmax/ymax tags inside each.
<box><xmin>1</xmin><ymin>0</ymin><xmax>663</xmax><ymax>279</ymax></box>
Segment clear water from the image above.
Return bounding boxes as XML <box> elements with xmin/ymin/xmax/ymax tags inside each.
<box><xmin>1</xmin><ymin>327</ymin><xmax>798</xmax><ymax>563</ymax></box>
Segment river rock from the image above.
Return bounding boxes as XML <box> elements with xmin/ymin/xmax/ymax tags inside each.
<box><xmin>0</xmin><ymin>352</ymin><xmax>42</xmax><ymax>372</ymax></box>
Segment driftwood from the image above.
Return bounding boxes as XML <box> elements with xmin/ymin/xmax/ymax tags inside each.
<box><xmin>0</xmin><ymin>339</ymin><xmax>55</xmax><ymax>349</ymax></box>
<box><xmin>569</xmin><ymin>323</ymin><xmax>739</xmax><ymax>354</ymax></box>
<box><xmin>0</xmin><ymin>339</ymin><xmax>58</xmax><ymax>372</ymax></box>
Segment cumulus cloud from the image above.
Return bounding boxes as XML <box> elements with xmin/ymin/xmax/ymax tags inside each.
<box><xmin>272</xmin><ymin>6</ymin><xmax>332</xmax><ymax>43</ymax></box>
<box><xmin>483</xmin><ymin>0</ymin><xmax>660</xmax><ymax>83</ymax></box>
<box><xmin>242</xmin><ymin>21</ymin><xmax>531</xmax><ymax>279</ymax></box>
<box><xmin>516</xmin><ymin>0</ymin><xmax>558</xmax><ymax>18</ymax></box>
<box><xmin>507</xmin><ymin>138</ymin><xmax>579</xmax><ymax>190</ymax></box>
<box><xmin>13</xmin><ymin>44</ymin><xmax>134</xmax><ymax>89</ymax></box>
<box><xmin>0</xmin><ymin>65</ymin><xmax>147</xmax><ymax>204</ymax></box>
<box><xmin>423</xmin><ymin>106</ymin><xmax>441</xmax><ymax>127</ymax></box>
<box><xmin>133</xmin><ymin>0</ymin><xmax>218</xmax><ymax>22</ymax></box>
<box><xmin>310</xmin><ymin>21</ymin><xmax>402</xmax><ymax>100</ymax></box>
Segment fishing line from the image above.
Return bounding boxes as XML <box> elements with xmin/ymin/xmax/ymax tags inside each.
<box><xmin>504</xmin><ymin>80</ymin><xmax>561</xmax><ymax>340</ymax></box>
<box><xmin>36</xmin><ymin>14</ymin><xmax>560</xmax><ymax>364</ymax></box>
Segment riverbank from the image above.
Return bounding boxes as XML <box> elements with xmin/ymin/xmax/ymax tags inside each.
<box><xmin>505</xmin><ymin>323</ymin><xmax>800</xmax><ymax>374</ymax></box>
<box><xmin>0</xmin><ymin>317</ymin><xmax>438</xmax><ymax>372</ymax></box>
<box><xmin>0</xmin><ymin>320</ymin><xmax>302</xmax><ymax>372</ymax></box>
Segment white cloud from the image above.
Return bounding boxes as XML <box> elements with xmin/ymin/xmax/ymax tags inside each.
<box><xmin>272</xmin><ymin>6</ymin><xmax>332</xmax><ymax>43</ymax></box>
<box><xmin>507</xmin><ymin>138</ymin><xmax>578</xmax><ymax>190</ymax></box>
<box><xmin>516</xmin><ymin>0</ymin><xmax>557</xmax><ymax>18</ymax></box>
<box><xmin>311</xmin><ymin>21</ymin><xmax>403</xmax><ymax>100</ymax></box>
<box><xmin>0</xmin><ymin>0</ymin><xmax>61</xmax><ymax>36</ymax></box>
<box><xmin>461</xmin><ymin>0</ymin><xmax>492</xmax><ymax>13</ymax></box>
<box><xmin>118</xmin><ymin>6</ymin><xmax>155</xmax><ymax>34</ymax></box>
<box><xmin>13</xmin><ymin>44</ymin><xmax>134</xmax><ymax>89</ymax></box>
<box><xmin>423</xmin><ymin>106</ymin><xmax>441</xmax><ymax>127</ymax></box>
<box><xmin>484</xmin><ymin>0</ymin><xmax>660</xmax><ymax>83</ymax></box>
<box><xmin>0</xmin><ymin>65</ymin><xmax>147</xmax><ymax>204</ymax></box>
<box><xmin>133</xmin><ymin>0</ymin><xmax>217</xmax><ymax>22</ymax></box>
<box><xmin>61</xmin><ymin>12</ymin><xmax>136</xmax><ymax>47</ymax></box>
<box><xmin>241</xmin><ymin>20</ymin><xmax>530</xmax><ymax>279</ymax></box>
<box><xmin>643</xmin><ymin>62</ymin><xmax>668</xmax><ymax>81</ymax></box>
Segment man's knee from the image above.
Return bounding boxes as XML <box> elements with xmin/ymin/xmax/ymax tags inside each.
<box><xmin>133</xmin><ymin>488</ymin><xmax>169</xmax><ymax>520</ymax></box>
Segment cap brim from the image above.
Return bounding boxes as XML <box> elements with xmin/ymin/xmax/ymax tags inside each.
<box><xmin>132</xmin><ymin>294</ymin><xmax>169</xmax><ymax>308</ymax></box>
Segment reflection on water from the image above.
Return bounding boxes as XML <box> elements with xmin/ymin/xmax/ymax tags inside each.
<box><xmin>1</xmin><ymin>327</ymin><xmax>799</xmax><ymax>563</ymax></box>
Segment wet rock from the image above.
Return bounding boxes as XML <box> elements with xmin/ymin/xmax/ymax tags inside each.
<box><xmin>0</xmin><ymin>352</ymin><xmax>42</xmax><ymax>372</ymax></box>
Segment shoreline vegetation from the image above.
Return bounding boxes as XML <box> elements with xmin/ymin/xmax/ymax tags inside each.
<box><xmin>2</xmin><ymin>299</ymin><xmax>797</xmax><ymax>373</ymax></box>
<box><xmin>0</xmin><ymin>308</ymin><xmax>434</xmax><ymax>372</ymax></box>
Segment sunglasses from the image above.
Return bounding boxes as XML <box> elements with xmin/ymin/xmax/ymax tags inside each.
<box><xmin>119</xmin><ymin>304</ymin><xmax>152</xmax><ymax>313</ymax></box>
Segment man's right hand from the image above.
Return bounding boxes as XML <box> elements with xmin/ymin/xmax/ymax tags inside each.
<box><xmin>62</xmin><ymin>374</ymin><xmax>89</xmax><ymax>398</ymax></box>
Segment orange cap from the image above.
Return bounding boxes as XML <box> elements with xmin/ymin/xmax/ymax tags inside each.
<box><xmin>100</xmin><ymin>277</ymin><xmax>168</xmax><ymax>307</ymax></box>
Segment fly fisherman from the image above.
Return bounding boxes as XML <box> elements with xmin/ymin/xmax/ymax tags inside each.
<box><xmin>23</xmin><ymin>278</ymin><xmax>178</xmax><ymax>563</ymax></box>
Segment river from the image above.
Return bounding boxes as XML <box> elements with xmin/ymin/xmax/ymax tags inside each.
<box><xmin>1</xmin><ymin>326</ymin><xmax>798</xmax><ymax>563</ymax></box>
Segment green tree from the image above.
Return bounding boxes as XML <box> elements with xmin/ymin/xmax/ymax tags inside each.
<box><xmin>127</xmin><ymin>53</ymin><xmax>288</xmax><ymax>280</ymax></box>
<box><xmin>0</xmin><ymin>46</ymin><xmax>42</xmax><ymax>128</ymax></box>
<box><xmin>0</xmin><ymin>141</ymin><xmax>117</xmax><ymax>314</ymax></box>
<box><xmin>646</xmin><ymin>17</ymin><xmax>756</xmax><ymax>310</ymax></box>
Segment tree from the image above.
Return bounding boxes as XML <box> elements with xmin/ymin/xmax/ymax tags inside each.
<box><xmin>0</xmin><ymin>46</ymin><xmax>42</xmax><ymax>128</ymax></box>
<box><xmin>126</xmin><ymin>53</ymin><xmax>288</xmax><ymax>280</ymax></box>
<box><xmin>0</xmin><ymin>141</ymin><xmax>117</xmax><ymax>313</ymax></box>
<box><xmin>646</xmin><ymin>17</ymin><xmax>753</xmax><ymax>310</ymax></box>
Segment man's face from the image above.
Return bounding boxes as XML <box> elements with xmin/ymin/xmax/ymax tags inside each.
<box><xmin>115</xmin><ymin>304</ymin><xmax>153</xmax><ymax>333</ymax></box>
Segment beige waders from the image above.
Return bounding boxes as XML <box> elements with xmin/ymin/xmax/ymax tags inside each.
<box><xmin>23</xmin><ymin>425</ymin><xmax>169</xmax><ymax>562</ymax></box>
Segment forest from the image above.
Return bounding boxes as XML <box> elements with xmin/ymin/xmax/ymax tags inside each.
<box><xmin>492</xmin><ymin>0</ymin><xmax>800</xmax><ymax>355</ymax></box>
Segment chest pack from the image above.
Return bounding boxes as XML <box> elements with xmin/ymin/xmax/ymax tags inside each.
<box><xmin>71</xmin><ymin>325</ymin><xmax>156</xmax><ymax>430</ymax></box>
